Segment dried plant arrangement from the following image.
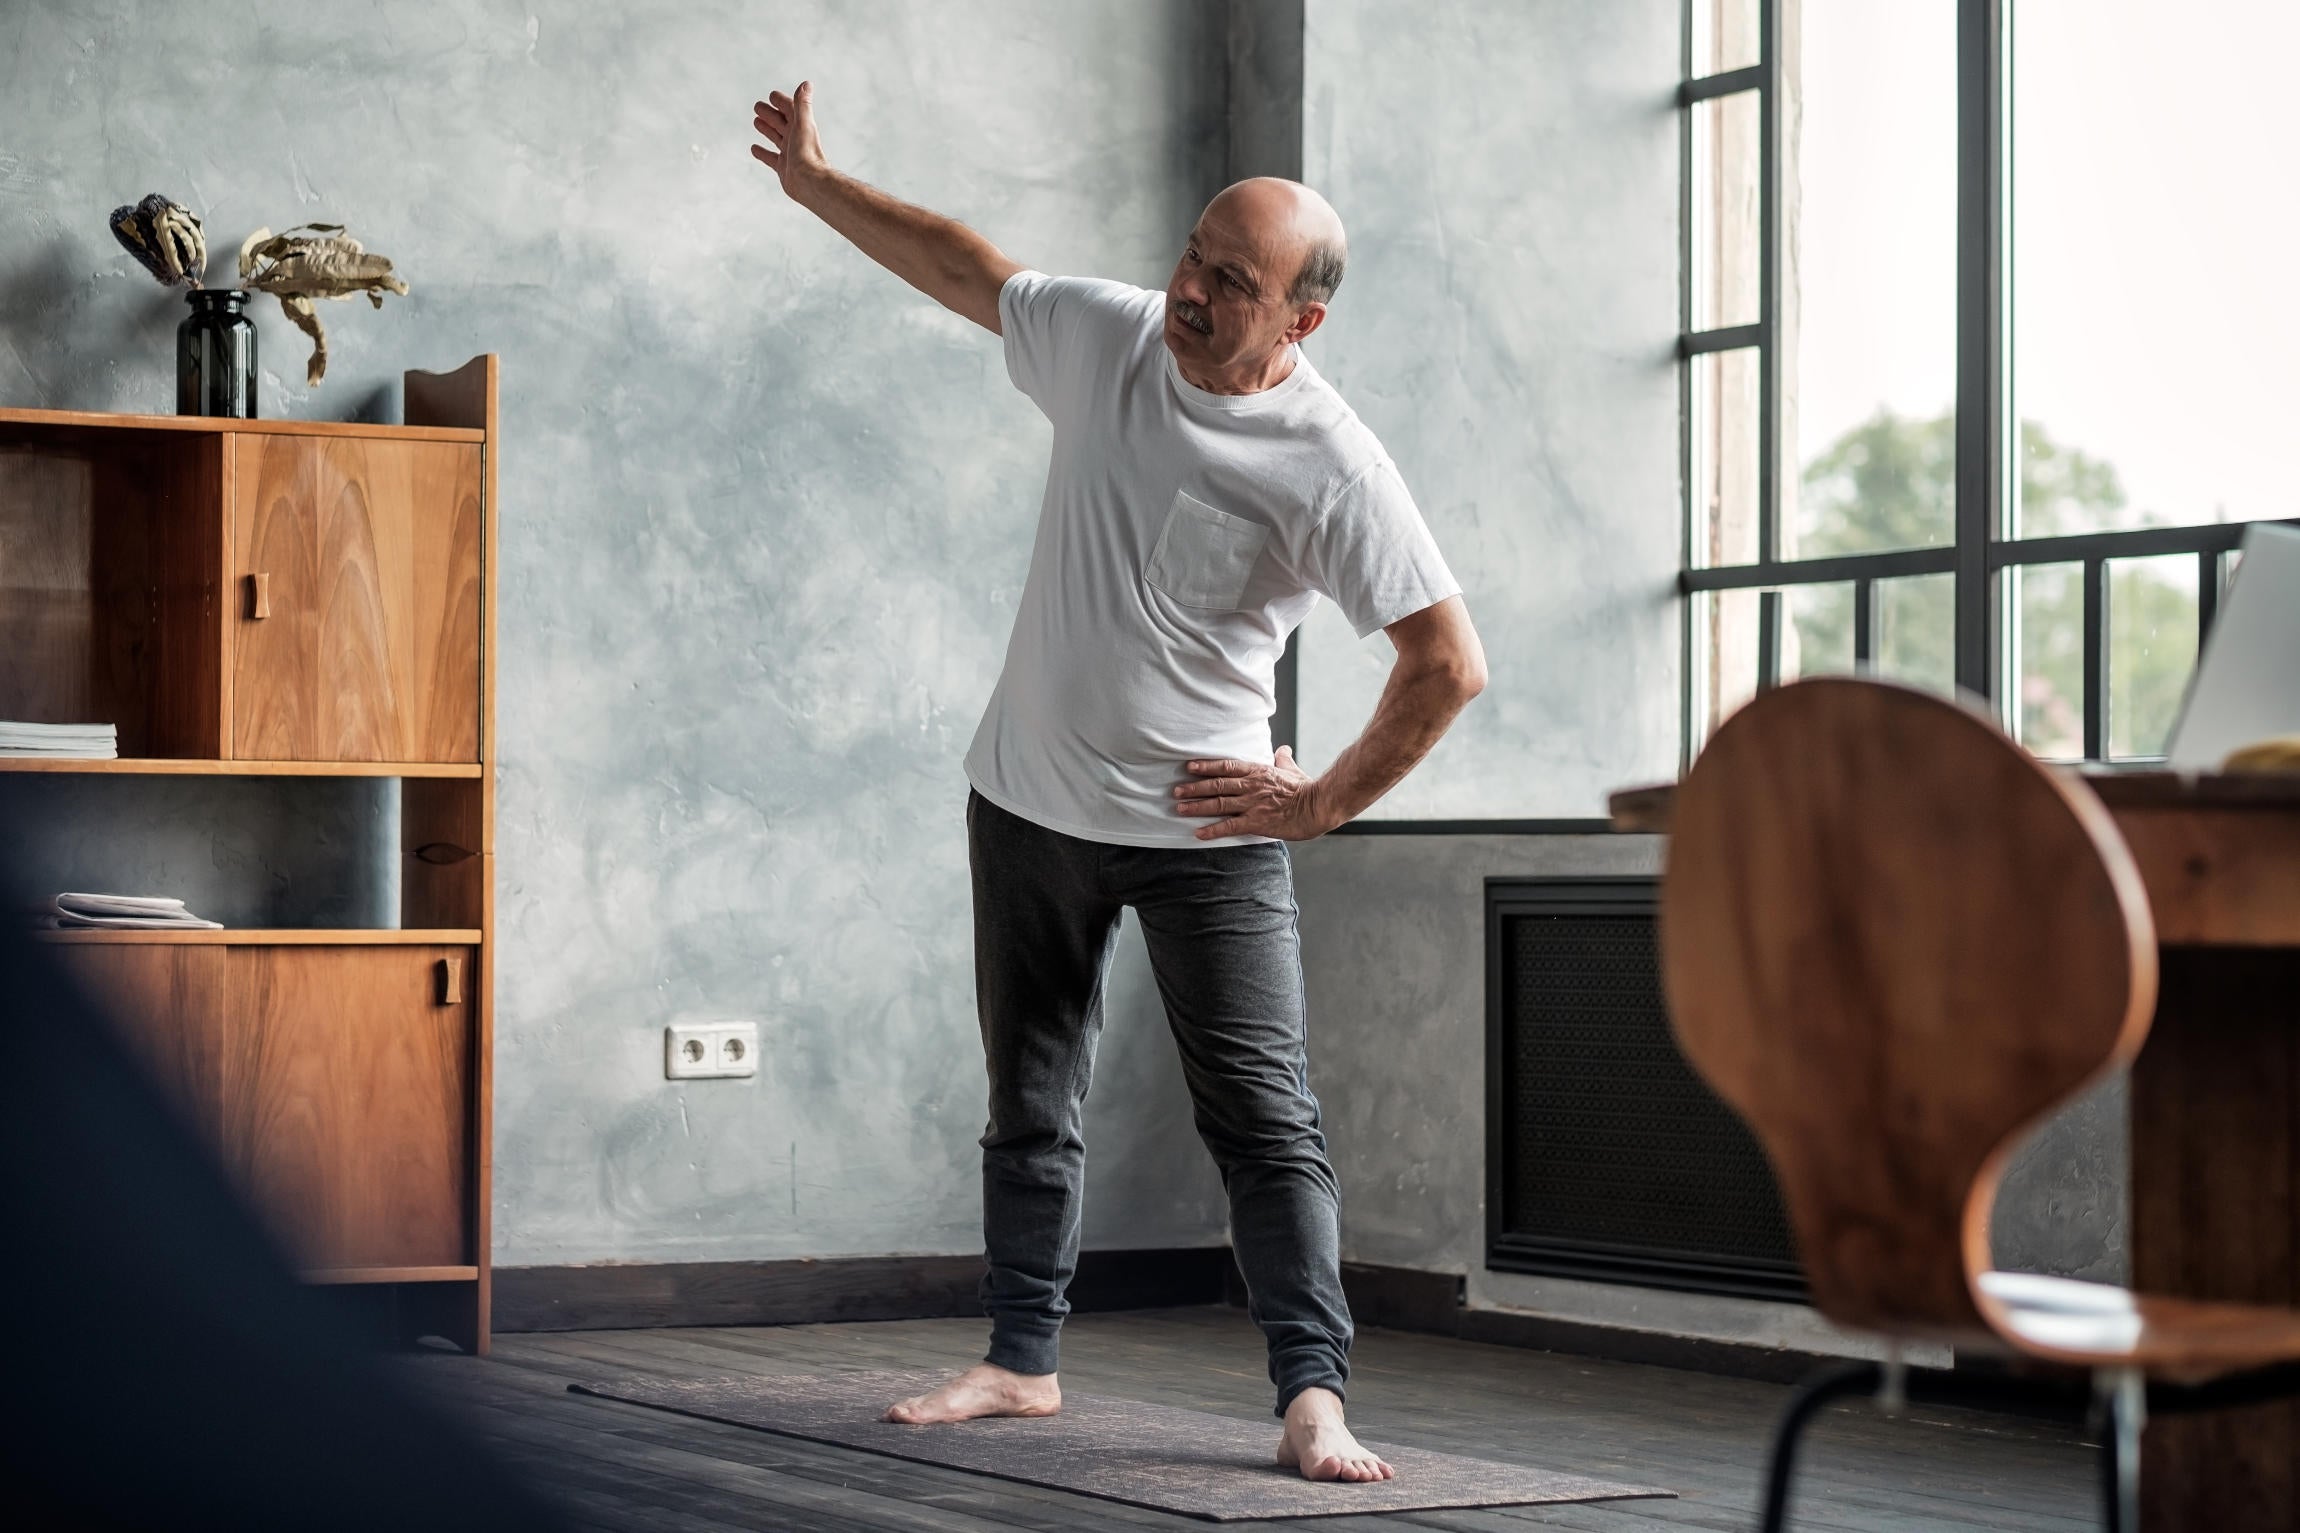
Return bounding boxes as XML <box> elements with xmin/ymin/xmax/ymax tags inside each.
<box><xmin>109</xmin><ymin>193</ymin><xmax>207</xmax><ymax>287</ymax></box>
<box><xmin>238</xmin><ymin>223</ymin><xmax>410</xmax><ymax>385</ymax></box>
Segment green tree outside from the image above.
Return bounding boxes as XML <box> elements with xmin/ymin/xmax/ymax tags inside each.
<box><xmin>1789</xmin><ymin>410</ymin><xmax>2197</xmax><ymax>758</ymax></box>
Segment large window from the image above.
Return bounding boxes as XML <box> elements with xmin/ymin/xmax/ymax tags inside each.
<box><xmin>1683</xmin><ymin>0</ymin><xmax>2296</xmax><ymax>763</ymax></box>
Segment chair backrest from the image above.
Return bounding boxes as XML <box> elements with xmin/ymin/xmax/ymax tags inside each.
<box><xmin>1660</xmin><ymin>678</ymin><xmax>2157</xmax><ymax>1340</ymax></box>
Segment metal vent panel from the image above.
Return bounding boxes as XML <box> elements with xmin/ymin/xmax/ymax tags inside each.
<box><xmin>1487</xmin><ymin>879</ymin><xmax>1804</xmax><ymax>1301</ymax></box>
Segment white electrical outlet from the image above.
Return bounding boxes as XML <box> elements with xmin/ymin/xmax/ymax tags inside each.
<box><xmin>664</xmin><ymin>1022</ymin><xmax>759</xmax><ymax>1080</ymax></box>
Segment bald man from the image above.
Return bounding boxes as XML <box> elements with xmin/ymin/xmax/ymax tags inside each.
<box><xmin>753</xmin><ymin>83</ymin><xmax>1485</xmax><ymax>1483</ymax></box>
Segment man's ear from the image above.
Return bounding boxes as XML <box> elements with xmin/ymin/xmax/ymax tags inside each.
<box><xmin>1283</xmin><ymin>302</ymin><xmax>1328</xmax><ymax>346</ymax></box>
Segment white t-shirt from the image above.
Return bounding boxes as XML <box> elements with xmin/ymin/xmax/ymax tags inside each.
<box><xmin>963</xmin><ymin>270</ymin><xmax>1460</xmax><ymax>848</ymax></box>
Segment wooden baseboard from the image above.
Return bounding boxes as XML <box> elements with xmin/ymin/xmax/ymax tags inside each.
<box><xmin>493</xmin><ymin>1246</ymin><xmax>1237</xmax><ymax>1334</ymax></box>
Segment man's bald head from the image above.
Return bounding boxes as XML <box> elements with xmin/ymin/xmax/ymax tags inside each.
<box><xmin>1203</xmin><ymin>178</ymin><xmax>1350</xmax><ymax>307</ymax></box>
<box><xmin>1164</xmin><ymin>178</ymin><xmax>1348</xmax><ymax>393</ymax></box>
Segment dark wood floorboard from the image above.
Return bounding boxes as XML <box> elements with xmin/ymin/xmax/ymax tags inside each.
<box><xmin>396</xmin><ymin>1307</ymin><xmax>2095</xmax><ymax>1532</ymax></box>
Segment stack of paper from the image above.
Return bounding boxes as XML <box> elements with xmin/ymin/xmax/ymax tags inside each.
<box><xmin>51</xmin><ymin>893</ymin><xmax>222</xmax><ymax>930</ymax></box>
<box><xmin>0</xmin><ymin>721</ymin><xmax>119</xmax><ymax>759</ymax></box>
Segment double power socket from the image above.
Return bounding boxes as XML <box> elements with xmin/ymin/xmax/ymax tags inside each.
<box><xmin>663</xmin><ymin>1021</ymin><xmax>759</xmax><ymax>1080</ymax></box>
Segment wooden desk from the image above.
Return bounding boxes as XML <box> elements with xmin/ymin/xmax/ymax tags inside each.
<box><xmin>1612</xmin><ymin>770</ymin><xmax>2300</xmax><ymax>1529</ymax></box>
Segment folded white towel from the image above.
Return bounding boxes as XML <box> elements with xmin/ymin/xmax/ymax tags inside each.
<box><xmin>51</xmin><ymin>893</ymin><xmax>222</xmax><ymax>930</ymax></box>
<box><xmin>56</xmin><ymin>893</ymin><xmax>188</xmax><ymax>916</ymax></box>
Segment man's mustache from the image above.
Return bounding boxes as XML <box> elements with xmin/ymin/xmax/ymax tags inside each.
<box><xmin>1170</xmin><ymin>298</ymin><xmax>1212</xmax><ymax>336</ymax></box>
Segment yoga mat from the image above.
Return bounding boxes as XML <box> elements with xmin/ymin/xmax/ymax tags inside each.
<box><xmin>571</xmin><ymin>1368</ymin><xmax>1671</xmax><ymax>1522</ymax></box>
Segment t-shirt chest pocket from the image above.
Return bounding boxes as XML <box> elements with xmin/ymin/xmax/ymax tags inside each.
<box><xmin>1144</xmin><ymin>491</ymin><xmax>1273</xmax><ymax>610</ymax></box>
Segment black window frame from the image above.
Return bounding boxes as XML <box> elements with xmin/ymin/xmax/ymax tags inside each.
<box><xmin>1679</xmin><ymin>0</ymin><xmax>2289</xmax><ymax>769</ymax></box>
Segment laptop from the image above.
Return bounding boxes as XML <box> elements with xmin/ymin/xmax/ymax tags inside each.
<box><xmin>2164</xmin><ymin>521</ymin><xmax>2300</xmax><ymax>771</ymax></box>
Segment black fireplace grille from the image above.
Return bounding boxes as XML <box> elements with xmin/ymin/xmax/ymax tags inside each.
<box><xmin>1485</xmin><ymin>877</ymin><xmax>1805</xmax><ymax>1302</ymax></box>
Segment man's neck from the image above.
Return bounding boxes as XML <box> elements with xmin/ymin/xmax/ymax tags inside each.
<box><xmin>1176</xmin><ymin>344</ymin><xmax>1297</xmax><ymax>397</ymax></box>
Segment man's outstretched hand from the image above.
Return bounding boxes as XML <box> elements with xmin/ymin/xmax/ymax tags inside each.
<box><xmin>752</xmin><ymin>83</ymin><xmax>829</xmax><ymax>199</ymax></box>
<box><xmin>1174</xmin><ymin>747</ymin><xmax>1337</xmax><ymax>842</ymax></box>
<box><xmin>743</xmin><ymin>77</ymin><xmax>1018</xmax><ymax>332</ymax></box>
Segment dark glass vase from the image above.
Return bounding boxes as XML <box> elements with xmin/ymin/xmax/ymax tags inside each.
<box><xmin>177</xmin><ymin>288</ymin><xmax>257</xmax><ymax>418</ymax></box>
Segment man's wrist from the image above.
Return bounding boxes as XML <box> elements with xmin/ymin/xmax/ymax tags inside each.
<box><xmin>1302</xmin><ymin>776</ymin><xmax>1351</xmax><ymax>836</ymax></box>
<box><xmin>787</xmin><ymin>161</ymin><xmax>839</xmax><ymax>211</ymax></box>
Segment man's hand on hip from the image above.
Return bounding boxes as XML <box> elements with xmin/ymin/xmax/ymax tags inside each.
<box><xmin>752</xmin><ymin>83</ymin><xmax>830</xmax><ymax>201</ymax></box>
<box><xmin>1174</xmin><ymin>748</ymin><xmax>1336</xmax><ymax>842</ymax></box>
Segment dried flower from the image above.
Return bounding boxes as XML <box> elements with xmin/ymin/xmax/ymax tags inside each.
<box><xmin>109</xmin><ymin>194</ymin><xmax>207</xmax><ymax>287</ymax></box>
<box><xmin>238</xmin><ymin>223</ymin><xmax>410</xmax><ymax>386</ymax></box>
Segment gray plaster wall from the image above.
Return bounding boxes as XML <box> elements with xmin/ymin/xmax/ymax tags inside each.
<box><xmin>1991</xmin><ymin>1076</ymin><xmax>2128</xmax><ymax>1285</ymax></box>
<box><xmin>1293</xmin><ymin>834</ymin><xmax>1666</xmax><ymax>1281</ymax></box>
<box><xmin>1290</xmin><ymin>0</ymin><xmax>1685</xmax><ymax>819</ymax></box>
<box><xmin>0</xmin><ymin>0</ymin><xmax>1231</xmax><ymax>1266</ymax></box>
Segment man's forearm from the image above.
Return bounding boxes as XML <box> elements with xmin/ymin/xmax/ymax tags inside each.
<box><xmin>791</xmin><ymin>168</ymin><xmax>1017</xmax><ymax>331</ymax></box>
<box><xmin>1308</xmin><ymin>659</ymin><xmax>1483</xmax><ymax>828</ymax></box>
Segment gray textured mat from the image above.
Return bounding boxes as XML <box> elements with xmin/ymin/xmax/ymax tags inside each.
<box><xmin>571</xmin><ymin>1368</ymin><xmax>1671</xmax><ymax>1522</ymax></box>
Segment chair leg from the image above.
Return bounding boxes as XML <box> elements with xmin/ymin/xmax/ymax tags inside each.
<box><xmin>2099</xmin><ymin>1369</ymin><xmax>2144</xmax><ymax>1533</ymax></box>
<box><xmin>1759</xmin><ymin>1362</ymin><xmax>1881</xmax><ymax>1533</ymax></box>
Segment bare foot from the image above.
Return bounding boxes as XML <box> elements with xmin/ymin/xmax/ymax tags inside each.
<box><xmin>1277</xmin><ymin>1386</ymin><xmax>1395</xmax><ymax>1482</ymax></box>
<box><xmin>882</xmin><ymin>1362</ymin><xmax>1061</xmax><ymax>1424</ymax></box>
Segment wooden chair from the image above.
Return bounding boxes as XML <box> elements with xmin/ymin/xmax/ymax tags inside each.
<box><xmin>1658</xmin><ymin>677</ymin><xmax>2300</xmax><ymax>1531</ymax></box>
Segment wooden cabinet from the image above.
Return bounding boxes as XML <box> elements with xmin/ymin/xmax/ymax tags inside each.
<box><xmin>3</xmin><ymin>357</ymin><xmax>497</xmax><ymax>1352</ymax></box>
<box><xmin>232</xmin><ymin>436</ymin><xmax>482</xmax><ymax>762</ymax></box>
<box><xmin>52</xmin><ymin>940</ymin><xmax>477</xmax><ymax>1275</ymax></box>
<box><xmin>226</xmin><ymin>944</ymin><xmax>474</xmax><ymax>1272</ymax></box>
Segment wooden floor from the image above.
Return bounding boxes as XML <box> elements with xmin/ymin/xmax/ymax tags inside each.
<box><xmin>398</xmin><ymin>1306</ymin><xmax>2098</xmax><ymax>1532</ymax></box>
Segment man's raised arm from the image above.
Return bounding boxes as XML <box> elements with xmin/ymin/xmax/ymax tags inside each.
<box><xmin>752</xmin><ymin>82</ymin><xmax>1022</xmax><ymax>334</ymax></box>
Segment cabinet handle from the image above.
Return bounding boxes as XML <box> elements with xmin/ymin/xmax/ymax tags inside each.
<box><xmin>247</xmin><ymin>572</ymin><xmax>271</xmax><ymax>619</ymax></box>
<box><xmin>437</xmin><ymin>955</ymin><xmax>464</xmax><ymax>1006</ymax></box>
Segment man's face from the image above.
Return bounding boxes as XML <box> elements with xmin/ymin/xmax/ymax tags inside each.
<box><xmin>1163</xmin><ymin>205</ymin><xmax>1304</xmax><ymax>375</ymax></box>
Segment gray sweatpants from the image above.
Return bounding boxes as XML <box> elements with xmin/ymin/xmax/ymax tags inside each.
<box><xmin>966</xmin><ymin>789</ymin><xmax>1353</xmax><ymax>1416</ymax></box>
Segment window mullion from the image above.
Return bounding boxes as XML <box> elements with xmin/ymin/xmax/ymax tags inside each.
<box><xmin>1757</xmin><ymin>0</ymin><xmax>1779</xmax><ymax>569</ymax></box>
<box><xmin>2082</xmin><ymin>557</ymin><xmax>2109</xmax><ymax>761</ymax></box>
<box><xmin>1953</xmin><ymin>0</ymin><xmax>2009</xmax><ymax>706</ymax></box>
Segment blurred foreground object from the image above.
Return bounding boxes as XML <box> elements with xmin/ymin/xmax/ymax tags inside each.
<box><xmin>0</xmin><ymin>801</ymin><xmax>565</xmax><ymax>1529</ymax></box>
<box><xmin>239</xmin><ymin>223</ymin><xmax>410</xmax><ymax>385</ymax></box>
<box><xmin>109</xmin><ymin>193</ymin><xmax>207</xmax><ymax>287</ymax></box>
<box><xmin>2224</xmin><ymin>736</ymin><xmax>2300</xmax><ymax>775</ymax></box>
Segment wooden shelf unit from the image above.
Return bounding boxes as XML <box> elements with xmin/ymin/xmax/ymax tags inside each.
<box><xmin>1</xmin><ymin>360</ymin><xmax>499</xmax><ymax>1353</ymax></box>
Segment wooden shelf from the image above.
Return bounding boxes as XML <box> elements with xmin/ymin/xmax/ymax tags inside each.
<box><xmin>34</xmin><ymin>928</ymin><xmax>482</xmax><ymax>945</ymax></box>
<box><xmin>0</xmin><ymin>405</ymin><xmax>484</xmax><ymax>444</ymax></box>
<box><xmin>304</xmin><ymin>1266</ymin><xmax>480</xmax><ymax>1286</ymax></box>
<box><xmin>0</xmin><ymin>757</ymin><xmax>483</xmax><ymax>777</ymax></box>
<box><xmin>11</xmin><ymin>356</ymin><xmax>500</xmax><ymax>1353</ymax></box>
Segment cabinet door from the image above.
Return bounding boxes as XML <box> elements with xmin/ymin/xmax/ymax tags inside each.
<box><xmin>49</xmin><ymin>943</ymin><xmax>226</xmax><ymax>1134</ymax></box>
<box><xmin>222</xmin><ymin>945</ymin><xmax>474</xmax><ymax>1272</ymax></box>
<box><xmin>232</xmin><ymin>436</ymin><xmax>481</xmax><ymax>762</ymax></box>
